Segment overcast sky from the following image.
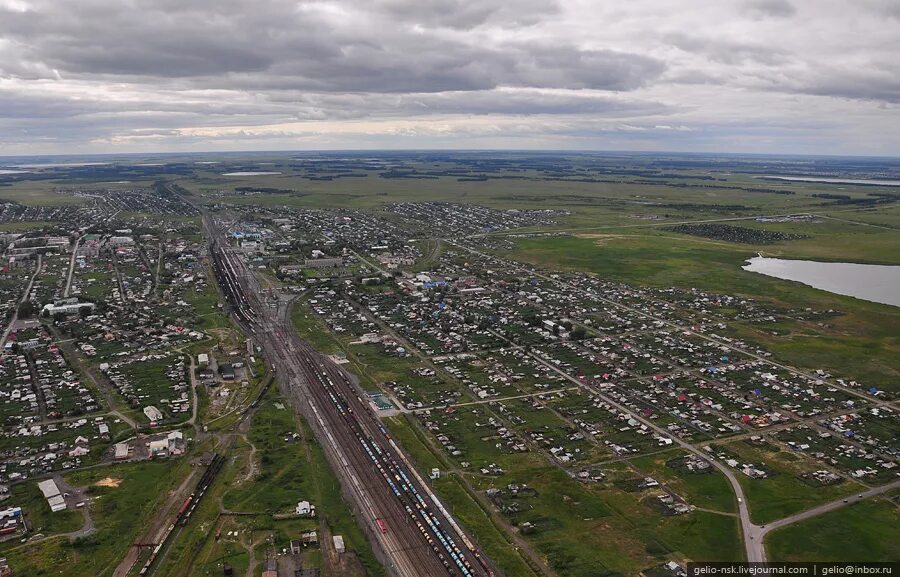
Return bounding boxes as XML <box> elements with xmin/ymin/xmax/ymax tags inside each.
<box><xmin>1</xmin><ymin>0</ymin><xmax>898</xmax><ymax>156</ymax></box>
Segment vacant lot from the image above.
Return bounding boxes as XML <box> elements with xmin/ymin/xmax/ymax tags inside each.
<box><xmin>766</xmin><ymin>498</ymin><xmax>900</xmax><ymax>561</ymax></box>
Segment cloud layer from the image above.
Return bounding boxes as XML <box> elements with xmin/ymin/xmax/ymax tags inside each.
<box><xmin>0</xmin><ymin>0</ymin><xmax>897</xmax><ymax>155</ymax></box>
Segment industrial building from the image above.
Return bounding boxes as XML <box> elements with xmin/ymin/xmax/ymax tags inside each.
<box><xmin>143</xmin><ymin>405</ymin><xmax>164</xmax><ymax>424</ymax></box>
<box><xmin>42</xmin><ymin>298</ymin><xmax>95</xmax><ymax>317</ymax></box>
<box><xmin>304</xmin><ymin>257</ymin><xmax>343</xmax><ymax>268</ymax></box>
<box><xmin>37</xmin><ymin>479</ymin><xmax>66</xmax><ymax>513</ymax></box>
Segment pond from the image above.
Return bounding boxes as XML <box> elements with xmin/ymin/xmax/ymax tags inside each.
<box><xmin>221</xmin><ymin>171</ymin><xmax>282</xmax><ymax>176</ymax></box>
<box><xmin>761</xmin><ymin>175</ymin><xmax>900</xmax><ymax>186</ymax></box>
<box><xmin>742</xmin><ymin>256</ymin><xmax>900</xmax><ymax>307</ymax></box>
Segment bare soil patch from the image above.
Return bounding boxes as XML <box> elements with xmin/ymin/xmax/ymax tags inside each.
<box><xmin>95</xmin><ymin>477</ymin><xmax>122</xmax><ymax>488</ymax></box>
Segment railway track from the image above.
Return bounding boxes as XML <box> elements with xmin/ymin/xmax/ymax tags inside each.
<box><xmin>206</xmin><ymin>216</ymin><xmax>500</xmax><ymax>577</ymax></box>
<box><xmin>136</xmin><ymin>453</ymin><xmax>227</xmax><ymax>576</ymax></box>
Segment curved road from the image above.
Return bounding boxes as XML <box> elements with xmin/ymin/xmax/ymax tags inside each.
<box><xmin>753</xmin><ymin>479</ymin><xmax>900</xmax><ymax>547</ymax></box>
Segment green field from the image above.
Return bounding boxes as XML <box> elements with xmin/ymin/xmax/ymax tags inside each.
<box><xmin>182</xmin><ymin>165</ymin><xmax>892</xmax><ymax>222</ymax></box>
<box><xmin>766</xmin><ymin>499</ymin><xmax>900</xmax><ymax>561</ymax></box>
<box><xmin>0</xmin><ymin>220</ymin><xmax>53</xmax><ymax>231</ymax></box>
<box><xmin>0</xmin><ymin>180</ymin><xmax>90</xmax><ymax>206</ymax></box>
<box><xmin>631</xmin><ymin>451</ymin><xmax>737</xmax><ymax>514</ymax></box>
<box><xmin>218</xmin><ymin>388</ymin><xmax>384</xmax><ymax>576</ymax></box>
<box><xmin>0</xmin><ymin>461</ymin><xmax>188</xmax><ymax>577</ymax></box>
<box><xmin>720</xmin><ymin>441</ymin><xmax>863</xmax><ymax>524</ymax></box>
<box><xmin>291</xmin><ymin>298</ymin><xmax>344</xmax><ymax>355</ymax></box>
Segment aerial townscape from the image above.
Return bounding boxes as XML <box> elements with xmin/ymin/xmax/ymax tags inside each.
<box><xmin>1</xmin><ymin>1</ymin><xmax>898</xmax><ymax>576</ymax></box>
<box><xmin>0</xmin><ymin>152</ymin><xmax>894</xmax><ymax>577</ymax></box>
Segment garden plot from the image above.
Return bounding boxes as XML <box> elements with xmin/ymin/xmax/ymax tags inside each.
<box><xmin>705</xmin><ymin>360</ymin><xmax>866</xmax><ymax>418</ymax></box>
<box><xmin>621</xmin><ymin>376</ymin><xmax>740</xmax><ymax>440</ymax></box>
<box><xmin>493</xmin><ymin>318</ymin><xmax>558</xmax><ymax>347</ymax></box>
<box><xmin>576</xmin><ymin>336</ymin><xmax>673</xmax><ymax>376</ymax></box>
<box><xmin>0</xmin><ymin>416</ymin><xmax>124</xmax><ymax>482</ymax></box>
<box><xmin>775</xmin><ymin>425</ymin><xmax>897</xmax><ymax>485</ymax></box>
<box><xmin>630</xmin><ymin>330</ymin><xmax>749</xmax><ymax>369</ymax></box>
<box><xmin>29</xmin><ymin>253</ymin><xmax>69</xmax><ymax>304</ymax></box>
<box><xmin>540</xmin><ymin>341</ymin><xmax>625</xmax><ymax>380</ymax></box>
<box><xmin>476</xmin><ymin>348</ymin><xmax>567</xmax><ymax>394</ymax></box>
<box><xmin>551</xmin><ymin>391</ymin><xmax>672</xmax><ymax>457</ymax></box>
<box><xmin>586</xmin><ymin>306</ymin><xmax>644</xmax><ymax>335</ymax></box>
<box><xmin>0</xmin><ymin>266</ymin><xmax>33</xmax><ymax>320</ymax></box>
<box><xmin>66</xmin><ymin>293</ymin><xmax>207</xmax><ymax>363</ymax></box>
<box><xmin>382</xmin><ymin>362</ymin><xmax>462</xmax><ymax>410</ymax></box>
<box><xmin>105</xmin><ymin>354</ymin><xmax>190</xmax><ymax>422</ymax></box>
<box><xmin>0</xmin><ymin>354</ymin><xmax>40</xmax><ymax>425</ymax></box>
<box><xmin>115</xmin><ymin>251</ymin><xmax>153</xmax><ymax>303</ymax></box>
<box><xmin>438</xmin><ymin>354</ymin><xmax>532</xmax><ymax>401</ymax></box>
<box><xmin>818</xmin><ymin>406</ymin><xmax>899</xmax><ymax>457</ymax></box>
<box><xmin>30</xmin><ymin>343</ymin><xmax>100</xmax><ymax>418</ymax></box>
<box><xmin>360</xmin><ymin>289</ymin><xmax>505</xmax><ymax>354</ymax></box>
<box><xmin>496</xmin><ymin>394</ymin><xmax>607</xmax><ymax>465</ymax></box>
<box><xmin>67</xmin><ymin>254</ymin><xmax>117</xmax><ymax>301</ymax></box>
<box><xmin>417</xmin><ymin>404</ymin><xmax>528</xmax><ymax>472</ymax></box>
<box><xmin>308</xmin><ymin>288</ymin><xmax>376</xmax><ymax>338</ymax></box>
<box><xmin>655</xmin><ymin>373</ymin><xmax>786</xmax><ymax>429</ymax></box>
<box><xmin>710</xmin><ymin>439</ymin><xmax>863</xmax><ymax>524</ymax></box>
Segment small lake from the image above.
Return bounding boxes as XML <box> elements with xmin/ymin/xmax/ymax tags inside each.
<box><xmin>221</xmin><ymin>171</ymin><xmax>282</xmax><ymax>176</ymax></box>
<box><xmin>761</xmin><ymin>175</ymin><xmax>900</xmax><ymax>186</ymax></box>
<box><xmin>743</xmin><ymin>256</ymin><xmax>900</xmax><ymax>307</ymax></box>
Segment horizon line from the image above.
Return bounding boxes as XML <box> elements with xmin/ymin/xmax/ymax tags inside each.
<box><xmin>2</xmin><ymin>148</ymin><xmax>899</xmax><ymax>161</ymax></box>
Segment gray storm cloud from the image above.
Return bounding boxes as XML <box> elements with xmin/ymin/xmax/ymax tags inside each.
<box><xmin>0</xmin><ymin>0</ymin><xmax>897</xmax><ymax>154</ymax></box>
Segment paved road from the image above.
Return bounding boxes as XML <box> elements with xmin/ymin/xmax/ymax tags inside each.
<box><xmin>63</xmin><ymin>235</ymin><xmax>84</xmax><ymax>298</ymax></box>
<box><xmin>186</xmin><ymin>355</ymin><xmax>199</xmax><ymax>428</ymax></box>
<box><xmin>1</xmin><ymin>253</ymin><xmax>42</xmax><ymax>348</ymax></box>
<box><xmin>820</xmin><ymin>214</ymin><xmax>897</xmax><ymax>232</ymax></box>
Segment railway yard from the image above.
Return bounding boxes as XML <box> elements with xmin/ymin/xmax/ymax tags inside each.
<box><xmin>209</xmin><ymin>214</ymin><xmax>498</xmax><ymax>577</ymax></box>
